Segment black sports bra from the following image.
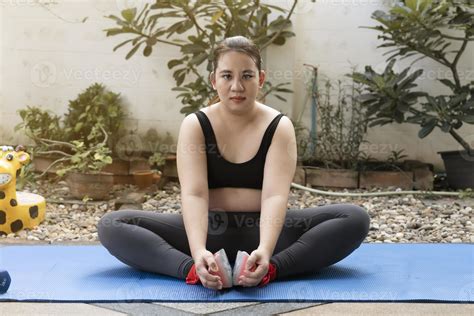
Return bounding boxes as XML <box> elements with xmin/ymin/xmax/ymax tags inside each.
<box><xmin>195</xmin><ymin>110</ymin><xmax>284</xmax><ymax>189</ymax></box>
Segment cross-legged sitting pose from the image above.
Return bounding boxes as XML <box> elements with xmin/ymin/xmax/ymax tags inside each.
<box><xmin>97</xmin><ymin>36</ymin><xmax>370</xmax><ymax>291</ymax></box>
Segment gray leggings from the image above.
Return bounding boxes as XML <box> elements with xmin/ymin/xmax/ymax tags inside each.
<box><xmin>97</xmin><ymin>204</ymin><xmax>370</xmax><ymax>280</ymax></box>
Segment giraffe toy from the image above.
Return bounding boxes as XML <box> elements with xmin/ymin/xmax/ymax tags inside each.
<box><xmin>0</xmin><ymin>145</ymin><xmax>46</xmax><ymax>235</ymax></box>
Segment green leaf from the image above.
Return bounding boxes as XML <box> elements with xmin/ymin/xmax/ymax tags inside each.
<box><xmin>177</xmin><ymin>20</ymin><xmax>194</xmax><ymax>34</ymax></box>
<box><xmin>171</xmin><ymin>87</ymin><xmax>189</xmax><ymax>92</ymax></box>
<box><xmin>150</xmin><ymin>2</ymin><xmax>173</xmax><ymax>9</ymax></box>
<box><xmin>418</xmin><ymin>119</ymin><xmax>437</xmax><ymax>138</ymax></box>
<box><xmin>125</xmin><ymin>43</ymin><xmax>142</xmax><ymax>60</ymax></box>
<box><xmin>189</xmin><ymin>52</ymin><xmax>207</xmax><ymax>65</ymax></box>
<box><xmin>176</xmin><ymin>73</ymin><xmax>186</xmax><ymax>86</ymax></box>
<box><xmin>274</xmin><ymin>95</ymin><xmax>287</xmax><ymax>101</ymax></box>
<box><xmin>121</xmin><ymin>8</ymin><xmax>136</xmax><ymax>23</ymax></box>
<box><xmin>276</xmin><ymin>88</ymin><xmax>293</xmax><ymax>93</ymax></box>
<box><xmin>143</xmin><ymin>45</ymin><xmax>153</xmax><ymax>57</ymax></box>
<box><xmin>105</xmin><ymin>28</ymin><xmax>125</xmax><ymax>36</ymax></box>
<box><xmin>369</xmin><ymin>118</ymin><xmax>393</xmax><ymax>126</ymax></box>
<box><xmin>168</xmin><ymin>59</ymin><xmax>183</xmax><ymax>69</ymax></box>
<box><xmin>74</xmin><ymin>122</ymin><xmax>84</xmax><ymax>132</ymax></box>
<box><xmin>211</xmin><ymin>9</ymin><xmax>224</xmax><ymax>23</ymax></box>
<box><xmin>104</xmin><ymin>156</ymin><xmax>113</xmax><ymax>164</ymax></box>
<box><xmin>272</xmin><ymin>36</ymin><xmax>286</xmax><ymax>45</ymax></box>
<box><xmin>373</xmin><ymin>75</ymin><xmax>385</xmax><ymax>89</ymax></box>
<box><xmin>392</xmin><ymin>6</ymin><xmax>410</xmax><ymax>16</ymax></box>
<box><xmin>56</xmin><ymin>170</ymin><xmax>66</xmax><ymax>177</ymax></box>
<box><xmin>113</xmin><ymin>39</ymin><xmax>134</xmax><ymax>51</ymax></box>
<box><xmin>398</xmin><ymin>69</ymin><xmax>423</xmax><ymax>90</ymax></box>
<box><xmin>405</xmin><ymin>0</ymin><xmax>418</xmax><ymax>11</ymax></box>
<box><xmin>439</xmin><ymin>79</ymin><xmax>457</xmax><ymax>91</ymax></box>
<box><xmin>182</xmin><ymin>44</ymin><xmax>205</xmax><ymax>54</ymax></box>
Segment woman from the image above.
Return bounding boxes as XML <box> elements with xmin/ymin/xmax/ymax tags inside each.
<box><xmin>98</xmin><ymin>36</ymin><xmax>370</xmax><ymax>291</ymax></box>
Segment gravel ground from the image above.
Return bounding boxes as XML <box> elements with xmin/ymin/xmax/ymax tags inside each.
<box><xmin>1</xmin><ymin>179</ymin><xmax>473</xmax><ymax>244</ymax></box>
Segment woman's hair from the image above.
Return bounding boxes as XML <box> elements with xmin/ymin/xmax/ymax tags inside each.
<box><xmin>208</xmin><ymin>36</ymin><xmax>262</xmax><ymax>105</ymax></box>
<box><xmin>212</xmin><ymin>36</ymin><xmax>262</xmax><ymax>73</ymax></box>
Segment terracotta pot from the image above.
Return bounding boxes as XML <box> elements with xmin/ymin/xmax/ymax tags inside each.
<box><xmin>32</xmin><ymin>154</ymin><xmax>62</xmax><ymax>174</ymax></box>
<box><xmin>133</xmin><ymin>170</ymin><xmax>154</xmax><ymax>189</ymax></box>
<box><xmin>163</xmin><ymin>154</ymin><xmax>178</xmax><ymax>179</ymax></box>
<box><xmin>66</xmin><ymin>172</ymin><xmax>114</xmax><ymax>200</ymax></box>
<box><xmin>102</xmin><ymin>158</ymin><xmax>130</xmax><ymax>175</ymax></box>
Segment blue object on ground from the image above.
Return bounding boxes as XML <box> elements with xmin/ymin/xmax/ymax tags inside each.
<box><xmin>0</xmin><ymin>243</ymin><xmax>472</xmax><ymax>302</ymax></box>
<box><xmin>0</xmin><ymin>269</ymin><xmax>11</xmax><ymax>294</ymax></box>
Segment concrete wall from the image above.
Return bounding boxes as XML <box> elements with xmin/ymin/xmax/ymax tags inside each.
<box><xmin>1</xmin><ymin>0</ymin><xmax>473</xmax><ymax>170</ymax></box>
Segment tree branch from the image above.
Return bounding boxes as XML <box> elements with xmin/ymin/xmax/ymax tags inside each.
<box><xmin>37</xmin><ymin>150</ymin><xmax>72</xmax><ymax>157</ymax></box>
<box><xmin>37</xmin><ymin>137</ymin><xmax>75</xmax><ymax>149</ymax></box>
<box><xmin>246</xmin><ymin>0</ymin><xmax>259</xmax><ymax>31</ymax></box>
<box><xmin>450</xmin><ymin>128</ymin><xmax>473</xmax><ymax>153</ymax></box>
<box><xmin>450</xmin><ymin>34</ymin><xmax>469</xmax><ymax>89</ymax></box>
<box><xmin>37</xmin><ymin>156</ymin><xmax>70</xmax><ymax>178</ymax></box>
<box><xmin>183</xmin><ymin>5</ymin><xmax>206</xmax><ymax>37</ymax></box>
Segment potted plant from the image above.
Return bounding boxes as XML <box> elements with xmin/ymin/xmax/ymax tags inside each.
<box><xmin>14</xmin><ymin>106</ymin><xmax>64</xmax><ymax>174</ymax></box>
<box><xmin>62</xmin><ymin>83</ymin><xmax>127</xmax><ymax>150</ymax></box>
<box><xmin>351</xmin><ymin>0</ymin><xmax>474</xmax><ymax>189</ymax></box>
<box><xmin>148</xmin><ymin>151</ymin><xmax>166</xmax><ymax>183</ymax></box>
<box><xmin>16</xmin><ymin>83</ymin><xmax>129</xmax><ymax>180</ymax></box>
<box><xmin>39</xmin><ymin>124</ymin><xmax>114</xmax><ymax>200</ymax></box>
<box><xmin>297</xmin><ymin>75</ymin><xmax>368</xmax><ymax>189</ymax></box>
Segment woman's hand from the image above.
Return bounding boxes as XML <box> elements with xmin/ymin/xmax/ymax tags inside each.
<box><xmin>237</xmin><ymin>248</ymin><xmax>271</xmax><ymax>287</ymax></box>
<box><xmin>193</xmin><ymin>249</ymin><xmax>223</xmax><ymax>290</ymax></box>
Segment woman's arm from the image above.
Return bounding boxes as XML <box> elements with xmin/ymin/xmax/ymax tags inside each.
<box><xmin>259</xmin><ymin>116</ymin><xmax>297</xmax><ymax>257</ymax></box>
<box><xmin>238</xmin><ymin>116</ymin><xmax>297</xmax><ymax>287</ymax></box>
<box><xmin>176</xmin><ymin>114</ymin><xmax>210</xmax><ymax>258</ymax></box>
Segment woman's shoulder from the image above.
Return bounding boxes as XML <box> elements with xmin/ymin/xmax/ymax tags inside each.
<box><xmin>259</xmin><ymin>104</ymin><xmax>294</xmax><ymax>134</ymax></box>
<box><xmin>179</xmin><ymin>112</ymin><xmax>204</xmax><ymax>137</ymax></box>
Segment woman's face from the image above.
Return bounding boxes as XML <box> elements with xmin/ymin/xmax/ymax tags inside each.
<box><xmin>210</xmin><ymin>51</ymin><xmax>265</xmax><ymax>111</ymax></box>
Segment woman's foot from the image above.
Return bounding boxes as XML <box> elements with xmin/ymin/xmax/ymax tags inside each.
<box><xmin>210</xmin><ymin>249</ymin><xmax>233</xmax><ymax>288</ymax></box>
<box><xmin>233</xmin><ymin>250</ymin><xmax>277</xmax><ymax>287</ymax></box>
<box><xmin>233</xmin><ymin>250</ymin><xmax>252</xmax><ymax>285</ymax></box>
<box><xmin>186</xmin><ymin>249</ymin><xmax>233</xmax><ymax>288</ymax></box>
<box><xmin>185</xmin><ymin>263</ymin><xmax>200</xmax><ymax>285</ymax></box>
<box><xmin>258</xmin><ymin>262</ymin><xmax>277</xmax><ymax>287</ymax></box>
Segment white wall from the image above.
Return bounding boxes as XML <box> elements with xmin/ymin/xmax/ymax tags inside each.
<box><xmin>1</xmin><ymin>0</ymin><xmax>473</xmax><ymax>170</ymax></box>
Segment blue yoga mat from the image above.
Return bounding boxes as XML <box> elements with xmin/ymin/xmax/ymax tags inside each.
<box><xmin>0</xmin><ymin>243</ymin><xmax>472</xmax><ymax>303</ymax></box>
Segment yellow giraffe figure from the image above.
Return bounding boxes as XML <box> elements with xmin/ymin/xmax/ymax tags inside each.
<box><xmin>0</xmin><ymin>145</ymin><xmax>46</xmax><ymax>235</ymax></box>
